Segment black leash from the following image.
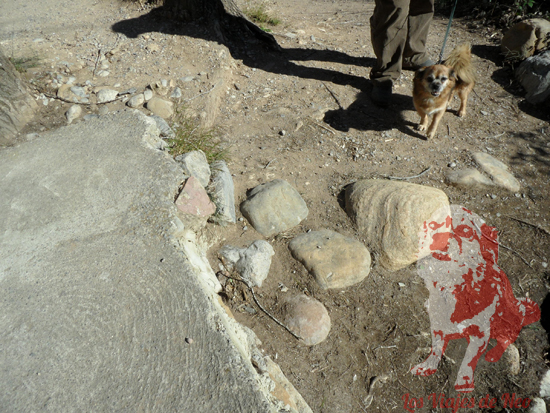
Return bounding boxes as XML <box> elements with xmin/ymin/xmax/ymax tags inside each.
<box><xmin>438</xmin><ymin>0</ymin><xmax>459</xmax><ymax>64</ymax></box>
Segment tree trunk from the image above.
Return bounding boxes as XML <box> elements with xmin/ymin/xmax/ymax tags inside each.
<box><xmin>162</xmin><ymin>0</ymin><xmax>279</xmax><ymax>50</ymax></box>
<box><xmin>0</xmin><ymin>49</ymin><xmax>37</xmax><ymax>147</ymax></box>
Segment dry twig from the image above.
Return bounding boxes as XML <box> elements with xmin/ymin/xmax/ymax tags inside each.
<box><xmin>382</xmin><ymin>166</ymin><xmax>431</xmax><ymax>180</ymax></box>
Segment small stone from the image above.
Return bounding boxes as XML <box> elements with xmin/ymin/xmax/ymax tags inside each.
<box><xmin>65</xmin><ymin>105</ymin><xmax>82</xmax><ymax>124</ymax></box>
<box><xmin>448</xmin><ymin>162</ymin><xmax>457</xmax><ymax>168</ymax></box>
<box><xmin>170</xmin><ymin>87</ymin><xmax>182</xmax><ymax>99</ymax></box>
<box><xmin>208</xmin><ymin>161</ymin><xmax>236</xmax><ymax>225</ymax></box>
<box><xmin>446</xmin><ymin>168</ymin><xmax>494</xmax><ymax>188</ymax></box>
<box><xmin>503</xmin><ymin>344</ymin><xmax>520</xmax><ymax>375</ymax></box>
<box><xmin>480</xmin><ymin>110</ymin><xmax>489</xmax><ymax>116</ymax></box>
<box><xmin>175</xmin><ymin>150</ymin><xmax>211</xmax><ymax>188</ymax></box>
<box><xmin>185</xmin><ymin>337</ymin><xmax>193</xmax><ymax>344</ymax></box>
<box><xmin>540</xmin><ymin>369</ymin><xmax>550</xmax><ymax>398</ymax></box>
<box><xmin>70</xmin><ymin>86</ymin><xmax>88</xmax><ymax>98</ymax></box>
<box><xmin>473</xmin><ymin>152</ymin><xmax>520</xmax><ymax>192</ymax></box>
<box><xmin>283</xmin><ymin>294</ymin><xmax>331</xmax><ymax>346</ymax></box>
<box><xmin>98</xmin><ymin>105</ymin><xmax>109</xmax><ymax>116</ymax></box>
<box><xmin>529</xmin><ymin>398</ymin><xmax>546</xmax><ymax>413</ymax></box>
<box><xmin>127</xmin><ymin>93</ymin><xmax>145</xmax><ymax>108</ymax></box>
<box><xmin>150</xmin><ymin>115</ymin><xmax>175</xmax><ymax>139</ymax></box>
<box><xmin>542</xmin><ymin>262</ymin><xmax>548</xmax><ymax>268</ymax></box>
<box><xmin>279</xmin><ymin>130</ymin><xmax>286</xmax><ymax>136</ymax></box>
<box><xmin>218</xmin><ymin>240</ymin><xmax>275</xmax><ymax>287</ymax></box>
<box><xmin>96</xmin><ymin>89</ymin><xmax>118</xmax><ymax>104</ymax></box>
<box><xmin>97</xmin><ymin>70</ymin><xmax>110</xmax><ymax>77</ymax></box>
<box><xmin>143</xmin><ymin>89</ymin><xmax>154</xmax><ymax>101</ymax></box>
<box><xmin>240</xmin><ymin>179</ymin><xmax>308</xmax><ymax>237</ymax></box>
<box><xmin>181</xmin><ymin>76</ymin><xmax>195</xmax><ymax>82</ymax></box>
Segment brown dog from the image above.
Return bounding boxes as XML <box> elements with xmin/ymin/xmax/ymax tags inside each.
<box><xmin>413</xmin><ymin>44</ymin><xmax>475</xmax><ymax>139</ymax></box>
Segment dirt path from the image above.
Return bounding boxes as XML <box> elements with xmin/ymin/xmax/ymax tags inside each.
<box><xmin>2</xmin><ymin>0</ymin><xmax>548</xmax><ymax>411</ymax></box>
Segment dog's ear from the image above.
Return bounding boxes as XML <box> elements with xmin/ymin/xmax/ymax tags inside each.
<box><xmin>415</xmin><ymin>67</ymin><xmax>427</xmax><ymax>80</ymax></box>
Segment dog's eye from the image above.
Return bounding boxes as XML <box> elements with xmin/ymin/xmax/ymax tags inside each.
<box><xmin>441</xmin><ymin>77</ymin><xmax>448</xmax><ymax>82</ymax></box>
<box><xmin>427</xmin><ymin>76</ymin><xmax>434</xmax><ymax>82</ymax></box>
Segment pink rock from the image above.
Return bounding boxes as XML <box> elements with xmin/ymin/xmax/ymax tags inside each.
<box><xmin>283</xmin><ymin>294</ymin><xmax>331</xmax><ymax>346</ymax></box>
<box><xmin>175</xmin><ymin>176</ymin><xmax>216</xmax><ymax>217</ymax></box>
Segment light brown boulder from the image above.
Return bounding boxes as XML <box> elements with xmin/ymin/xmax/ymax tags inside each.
<box><xmin>501</xmin><ymin>18</ymin><xmax>550</xmax><ymax>60</ymax></box>
<box><xmin>345</xmin><ymin>180</ymin><xmax>449</xmax><ymax>271</ymax></box>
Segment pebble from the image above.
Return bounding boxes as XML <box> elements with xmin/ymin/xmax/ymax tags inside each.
<box><xmin>283</xmin><ymin>294</ymin><xmax>331</xmax><ymax>346</ymax></box>
<box><xmin>146</xmin><ymin>97</ymin><xmax>174</xmax><ymax>119</ymax></box>
<box><xmin>144</xmin><ymin>89</ymin><xmax>154</xmax><ymax>101</ymax></box>
<box><xmin>96</xmin><ymin>89</ymin><xmax>118</xmax><ymax>104</ymax></box>
<box><xmin>127</xmin><ymin>93</ymin><xmax>145</xmax><ymax>108</ymax></box>
<box><xmin>70</xmin><ymin>86</ymin><xmax>88</xmax><ymax>98</ymax></box>
<box><xmin>83</xmin><ymin>114</ymin><xmax>100</xmax><ymax>121</ymax></box>
<box><xmin>181</xmin><ymin>76</ymin><xmax>195</xmax><ymax>82</ymax></box>
<box><xmin>185</xmin><ymin>337</ymin><xmax>193</xmax><ymax>344</ymax></box>
<box><xmin>448</xmin><ymin>162</ymin><xmax>457</xmax><ymax>168</ymax></box>
<box><xmin>170</xmin><ymin>87</ymin><xmax>182</xmax><ymax>99</ymax></box>
<box><xmin>543</xmin><ymin>262</ymin><xmax>548</xmax><ymax>268</ymax></box>
<box><xmin>65</xmin><ymin>105</ymin><xmax>82</xmax><ymax>124</ymax></box>
<box><xmin>98</xmin><ymin>105</ymin><xmax>109</xmax><ymax>116</ymax></box>
<box><xmin>97</xmin><ymin>70</ymin><xmax>110</xmax><ymax>77</ymax></box>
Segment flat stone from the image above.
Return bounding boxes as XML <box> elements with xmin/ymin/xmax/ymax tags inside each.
<box><xmin>208</xmin><ymin>160</ymin><xmax>236</xmax><ymax>225</ymax></box>
<box><xmin>175</xmin><ymin>150</ymin><xmax>211</xmax><ymax>188</ymax></box>
<box><xmin>218</xmin><ymin>240</ymin><xmax>275</xmax><ymax>287</ymax></box>
<box><xmin>345</xmin><ymin>180</ymin><xmax>449</xmax><ymax>271</ymax></box>
<box><xmin>150</xmin><ymin>115</ymin><xmax>175</xmax><ymax>139</ymax></box>
<box><xmin>283</xmin><ymin>294</ymin><xmax>331</xmax><ymax>346</ymax></box>
<box><xmin>473</xmin><ymin>152</ymin><xmax>520</xmax><ymax>192</ymax></box>
<box><xmin>289</xmin><ymin>229</ymin><xmax>371</xmax><ymax>289</ymax></box>
<box><xmin>175</xmin><ymin>175</ymin><xmax>216</xmax><ymax>218</ymax></box>
<box><xmin>503</xmin><ymin>344</ymin><xmax>520</xmax><ymax>375</ymax></box>
<box><xmin>240</xmin><ymin>179</ymin><xmax>308</xmax><ymax>237</ymax></box>
<box><xmin>446</xmin><ymin>168</ymin><xmax>494</xmax><ymax>187</ymax></box>
<box><xmin>146</xmin><ymin>97</ymin><xmax>173</xmax><ymax>119</ymax></box>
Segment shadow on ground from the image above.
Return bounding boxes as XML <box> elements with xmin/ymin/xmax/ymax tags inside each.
<box><xmin>112</xmin><ymin>7</ymin><xmax>425</xmax><ymax>138</ymax></box>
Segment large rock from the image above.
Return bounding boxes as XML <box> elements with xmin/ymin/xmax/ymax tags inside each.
<box><xmin>283</xmin><ymin>294</ymin><xmax>331</xmax><ymax>346</ymax></box>
<box><xmin>345</xmin><ymin>180</ymin><xmax>449</xmax><ymax>271</ymax></box>
<box><xmin>289</xmin><ymin>229</ymin><xmax>371</xmax><ymax>289</ymax></box>
<box><xmin>501</xmin><ymin>18</ymin><xmax>550</xmax><ymax>60</ymax></box>
<box><xmin>175</xmin><ymin>150</ymin><xmax>211</xmax><ymax>188</ymax></box>
<box><xmin>208</xmin><ymin>160</ymin><xmax>236</xmax><ymax>225</ymax></box>
<box><xmin>516</xmin><ymin>50</ymin><xmax>550</xmax><ymax>104</ymax></box>
<box><xmin>473</xmin><ymin>152</ymin><xmax>520</xmax><ymax>192</ymax></box>
<box><xmin>0</xmin><ymin>48</ymin><xmax>37</xmax><ymax>146</ymax></box>
<box><xmin>240</xmin><ymin>179</ymin><xmax>308</xmax><ymax>237</ymax></box>
<box><xmin>218</xmin><ymin>240</ymin><xmax>275</xmax><ymax>287</ymax></box>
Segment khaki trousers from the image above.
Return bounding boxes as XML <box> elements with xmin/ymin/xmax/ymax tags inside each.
<box><xmin>370</xmin><ymin>0</ymin><xmax>434</xmax><ymax>82</ymax></box>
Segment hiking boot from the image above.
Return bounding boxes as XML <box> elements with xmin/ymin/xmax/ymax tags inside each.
<box><xmin>371</xmin><ymin>79</ymin><xmax>392</xmax><ymax>107</ymax></box>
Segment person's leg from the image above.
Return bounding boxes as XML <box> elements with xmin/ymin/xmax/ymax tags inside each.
<box><xmin>370</xmin><ymin>0</ymin><xmax>411</xmax><ymax>83</ymax></box>
<box><xmin>403</xmin><ymin>0</ymin><xmax>434</xmax><ymax>69</ymax></box>
<box><xmin>369</xmin><ymin>0</ymin><xmax>410</xmax><ymax>104</ymax></box>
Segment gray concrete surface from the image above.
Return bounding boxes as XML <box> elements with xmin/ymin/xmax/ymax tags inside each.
<box><xmin>0</xmin><ymin>110</ymin><xmax>276</xmax><ymax>412</ymax></box>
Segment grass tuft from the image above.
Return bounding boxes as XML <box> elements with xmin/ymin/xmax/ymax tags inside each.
<box><xmin>244</xmin><ymin>3</ymin><xmax>281</xmax><ymax>26</ymax></box>
<box><xmin>167</xmin><ymin>107</ymin><xmax>229</xmax><ymax>163</ymax></box>
<box><xmin>9</xmin><ymin>56</ymin><xmax>40</xmax><ymax>73</ymax></box>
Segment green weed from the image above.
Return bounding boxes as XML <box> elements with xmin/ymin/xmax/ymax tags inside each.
<box><xmin>244</xmin><ymin>3</ymin><xmax>281</xmax><ymax>26</ymax></box>
<box><xmin>9</xmin><ymin>56</ymin><xmax>40</xmax><ymax>73</ymax></box>
<box><xmin>167</xmin><ymin>108</ymin><xmax>229</xmax><ymax>163</ymax></box>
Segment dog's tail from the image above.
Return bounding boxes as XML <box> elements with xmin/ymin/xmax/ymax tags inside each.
<box><xmin>443</xmin><ymin>43</ymin><xmax>475</xmax><ymax>85</ymax></box>
<box><xmin>519</xmin><ymin>297</ymin><xmax>541</xmax><ymax>327</ymax></box>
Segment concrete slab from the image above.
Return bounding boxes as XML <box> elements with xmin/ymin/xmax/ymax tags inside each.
<box><xmin>0</xmin><ymin>110</ymin><xmax>278</xmax><ymax>412</ymax></box>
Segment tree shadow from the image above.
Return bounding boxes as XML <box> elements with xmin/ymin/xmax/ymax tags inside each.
<box><xmin>509</xmin><ymin>130</ymin><xmax>550</xmax><ymax>175</ymax></box>
<box><xmin>111</xmin><ymin>7</ymin><xmax>421</xmax><ymax>137</ymax></box>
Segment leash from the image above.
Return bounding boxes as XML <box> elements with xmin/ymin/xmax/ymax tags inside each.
<box><xmin>437</xmin><ymin>0</ymin><xmax>459</xmax><ymax>64</ymax></box>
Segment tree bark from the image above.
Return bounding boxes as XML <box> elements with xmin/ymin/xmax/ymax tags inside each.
<box><xmin>0</xmin><ymin>49</ymin><xmax>37</xmax><ymax>147</ymax></box>
<box><xmin>162</xmin><ymin>0</ymin><xmax>279</xmax><ymax>49</ymax></box>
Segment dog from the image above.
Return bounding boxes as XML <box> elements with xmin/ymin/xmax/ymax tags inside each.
<box><xmin>413</xmin><ymin>43</ymin><xmax>475</xmax><ymax>139</ymax></box>
<box><xmin>412</xmin><ymin>205</ymin><xmax>540</xmax><ymax>392</ymax></box>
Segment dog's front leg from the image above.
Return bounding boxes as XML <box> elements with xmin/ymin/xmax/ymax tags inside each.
<box><xmin>417</xmin><ymin>111</ymin><xmax>429</xmax><ymax>132</ymax></box>
<box><xmin>426</xmin><ymin>109</ymin><xmax>445</xmax><ymax>139</ymax></box>
<box><xmin>411</xmin><ymin>331</ymin><xmax>445</xmax><ymax>376</ymax></box>
<box><xmin>454</xmin><ymin>335</ymin><xmax>489</xmax><ymax>393</ymax></box>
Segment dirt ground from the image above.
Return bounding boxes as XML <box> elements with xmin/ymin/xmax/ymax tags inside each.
<box><xmin>2</xmin><ymin>0</ymin><xmax>549</xmax><ymax>411</ymax></box>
